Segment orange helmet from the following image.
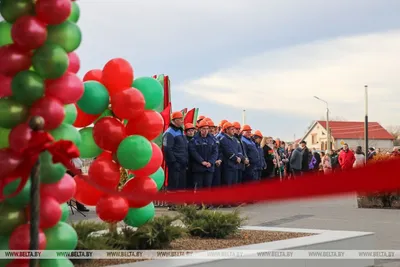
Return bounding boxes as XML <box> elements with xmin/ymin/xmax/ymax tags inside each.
<box><xmin>171</xmin><ymin>111</ymin><xmax>183</xmax><ymax>120</ymax></box>
<box><xmin>197</xmin><ymin>115</ymin><xmax>205</xmax><ymax>121</ymax></box>
<box><xmin>232</xmin><ymin>121</ymin><xmax>241</xmax><ymax>129</ymax></box>
<box><xmin>222</xmin><ymin>122</ymin><xmax>234</xmax><ymax>131</ymax></box>
<box><xmin>197</xmin><ymin>120</ymin><xmax>209</xmax><ymax>128</ymax></box>
<box><xmin>219</xmin><ymin>119</ymin><xmax>228</xmax><ymax>127</ymax></box>
<box><xmin>207</xmin><ymin>120</ymin><xmax>215</xmax><ymax>127</ymax></box>
<box><xmin>185</xmin><ymin>123</ymin><xmax>195</xmax><ymax>130</ymax></box>
<box><xmin>241</xmin><ymin>124</ymin><xmax>252</xmax><ymax>132</ymax></box>
<box><xmin>253</xmin><ymin>130</ymin><xmax>263</xmax><ymax>138</ymax></box>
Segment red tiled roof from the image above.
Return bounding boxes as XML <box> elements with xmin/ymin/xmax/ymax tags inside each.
<box><xmin>317</xmin><ymin>121</ymin><xmax>393</xmax><ymax>140</ymax></box>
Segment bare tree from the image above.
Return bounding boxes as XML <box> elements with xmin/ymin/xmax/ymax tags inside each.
<box><xmin>386</xmin><ymin>125</ymin><xmax>400</xmax><ymax>146</ymax></box>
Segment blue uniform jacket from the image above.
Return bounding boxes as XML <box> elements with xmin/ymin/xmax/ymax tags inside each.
<box><xmin>234</xmin><ymin>134</ymin><xmax>247</xmax><ymax>171</ymax></box>
<box><xmin>189</xmin><ymin>133</ymin><xmax>218</xmax><ymax>173</ymax></box>
<box><xmin>219</xmin><ymin>133</ymin><xmax>242</xmax><ymax>170</ymax></box>
<box><xmin>241</xmin><ymin>136</ymin><xmax>261</xmax><ymax>170</ymax></box>
<box><xmin>162</xmin><ymin>124</ymin><xmax>188</xmax><ymax>167</ymax></box>
<box><xmin>215</xmin><ymin>133</ymin><xmax>223</xmax><ymax>161</ymax></box>
<box><xmin>255</xmin><ymin>142</ymin><xmax>267</xmax><ymax>170</ymax></box>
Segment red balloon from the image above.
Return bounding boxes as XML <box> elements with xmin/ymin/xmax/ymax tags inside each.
<box><xmin>73</xmin><ymin>104</ymin><xmax>99</xmax><ymax>127</ymax></box>
<box><xmin>88</xmin><ymin>157</ymin><xmax>120</xmax><ymax>189</ymax></box>
<box><xmin>111</xmin><ymin>88</ymin><xmax>145</xmax><ymax>120</ymax></box>
<box><xmin>0</xmin><ymin>45</ymin><xmax>32</xmax><ymax>76</ymax></box>
<box><xmin>93</xmin><ymin>117</ymin><xmax>126</xmax><ymax>152</ymax></box>
<box><xmin>41</xmin><ymin>173</ymin><xmax>76</xmax><ymax>204</ymax></box>
<box><xmin>126</xmin><ymin>110</ymin><xmax>164</xmax><ymax>140</ymax></box>
<box><xmin>102</xmin><ymin>58</ymin><xmax>134</xmax><ymax>95</ymax></box>
<box><xmin>0</xmin><ymin>148</ymin><xmax>22</xmax><ymax>179</ymax></box>
<box><xmin>83</xmin><ymin>69</ymin><xmax>102</xmax><ymax>82</ymax></box>
<box><xmin>121</xmin><ymin>177</ymin><xmax>157</xmax><ymax>208</ymax></box>
<box><xmin>0</xmin><ymin>74</ymin><xmax>12</xmax><ymax>98</ymax></box>
<box><xmin>45</xmin><ymin>72</ymin><xmax>84</xmax><ymax>104</ymax></box>
<box><xmin>35</xmin><ymin>0</ymin><xmax>72</xmax><ymax>25</ymax></box>
<box><xmin>96</xmin><ymin>195</ymin><xmax>129</xmax><ymax>223</ymax></box>
<box><xmin>67</xmin><ymin>52</ymin><xmax>80</xmax><ymax>74</ymax></box>
<box><xmin>8</xmin><ymin>123</ymin><xmax>32</xmax><ymax>154</ymax></box>
<box><xmin>132</xmin><ymin>143</ymin><xmax>163</xmax><ymax>177</ymax></box>
<box><xmin>9</xmin><ymin>224</ymin><xmax>46</xmax><ymax>250</ymax></box>
<box><xmin>74</xmin><ymin>174</ymin><xmax>104</xmax><ymax>206</ymax></box>
<box><xmin>26</xmin><ymin>196</ymin><xmax>62</xmax><ymax>229</ymax></box>
<box><xmin>11</xmin><ymin>16</ymin><xmax>47</xmax><ymax>51</ymax></box>
<box><xmin>30</xmin><ymin>96</ymin><xmax>65</xmax><ymax>130</ymax></box>
<box><xmin>97</xmin><ymin>151</ymin><xmax>113</xmax><ymax>160</ymax></box>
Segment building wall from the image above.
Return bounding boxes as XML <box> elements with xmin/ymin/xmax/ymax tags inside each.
<box><xmin>333</xmin><ymin>139</ymin><xmax>394</xmax><ymax>151</ymax></box>
<box><xmin>303</xmin><ymin>122</ymin><xmax>329</xmax><ymax>150</ymax></box>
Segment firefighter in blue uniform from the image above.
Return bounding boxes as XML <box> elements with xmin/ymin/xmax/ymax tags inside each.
<box><xmin>212</xmin><ymin>120</ymin><xmax>226</xmax><ymax>187</ymax></box>
<box><xmin>184</xmin><ymin>123</ymin><xmax>196</xmax><ymax>189</ymax></box>
<box><xmin>163</xmin><ymin>111</ymin><xmax>188</xmax><ymax>193</ymax></box>
<box><xmin>241</xmin><ymin>125</ymin><xmax>261</xmax><ymax>181</ymax></box>
<box><xmin>253</xmin><ymin>130</ymin><xmax>266</xmax><ymax>180</ymax></box>
<box><xmin>188</xmin><ymin>120</ymin><xmax>218</xmax><ymax>190</ymax></box>
<box><xmin>219</xmin><ymin>122</ymin><xmax>242</xmax><ymax>186</ymax></box>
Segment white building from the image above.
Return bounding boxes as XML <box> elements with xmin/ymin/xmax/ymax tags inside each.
<box><xmin>301</xmin><ymin>121</ymin><xmax>394</xmax><ymax>151</ymax></box>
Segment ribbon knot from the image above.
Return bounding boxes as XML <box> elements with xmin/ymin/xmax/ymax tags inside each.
<box><xmin>0</xmin><ymin>131</ymin><xmax>80</xmax><ymax>201</ymax></box>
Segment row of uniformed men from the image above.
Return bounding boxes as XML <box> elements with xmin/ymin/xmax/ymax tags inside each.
<box><xmin>162</xmin><ymin>112</ymin><xmax>267</xmax><ymax>192</ymax></box>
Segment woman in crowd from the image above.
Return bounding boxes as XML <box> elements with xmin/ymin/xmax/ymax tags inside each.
<box><xmin>261</xmin><ymin>137</ymin><xmax>275</xmax><ymax>178</ymax></box>
<box><xmin>353</xmin><ymin>146</ymin><xmax>366</xmax><ymax>168</ymax></box>
<box><xmin>320</xmin><ymin>151</ymin><xmax>332</xmax><ymax>174</ymax></box>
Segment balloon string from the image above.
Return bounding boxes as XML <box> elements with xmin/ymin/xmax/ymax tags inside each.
<box><xmin>77</xmin><ymin>157</ymin><xmax>400</xmax><ymax>204</ymax></box>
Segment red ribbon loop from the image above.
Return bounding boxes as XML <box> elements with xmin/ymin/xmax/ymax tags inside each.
<box><xmin>0</xmin><ymin>131</ymin><xmax>80</xmax><ymax>201</ymax></box>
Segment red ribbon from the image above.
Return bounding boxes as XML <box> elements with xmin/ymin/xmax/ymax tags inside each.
<box><xmin>78</xmin><ymin>157</ymin><xmax>400</xmax><ymax>204</ymax></box>
<box><xmin>0</xmin><ymin>131</ymin><xmax>80</xmax><ymax>201</ymax></box>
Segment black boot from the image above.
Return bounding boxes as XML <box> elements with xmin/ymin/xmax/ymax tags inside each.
<box><xmin>76</xmin><ymin>201</ymin><xmax>89</xmax><ymax>212</ymax></box>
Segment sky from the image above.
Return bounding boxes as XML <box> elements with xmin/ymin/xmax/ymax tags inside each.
<box><xmin>76</xmin><ymin>1</ymin><xmax>399</xmax><ymax>140</ymax></box>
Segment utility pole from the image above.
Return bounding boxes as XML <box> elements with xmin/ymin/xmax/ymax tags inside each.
<box><xmin>242</xmin><ymin>109</ymin><xmax>246</xmax><ymax>125</ymax></box>
<box><xmin>314</xmin><ymin>96</ymin><xmax>331</xmax><ymax>153</ymax></box>
<box><xmin>364</xmin><ymin>85</ymin><xmax>368</xmax><ymax>163</ymax></box>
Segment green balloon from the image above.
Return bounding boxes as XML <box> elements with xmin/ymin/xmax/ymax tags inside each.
<box><xmin>11</xmin><ymin>70</ymin><xmax>45</xmax><ymax>106</ymax></box>
<box><xmin>50</xmin><ymin>123</ymin><xmax>81</xmax><ymax>147</ymax></box>
<box><xmin>0</xmin><ymin>203</ymin><xmax>26</xmax><ymax>235</ymax></box>
<box><xmin>0</xmin><ymin>235</ymin><xmax>11</xmax><ymax>266</ymax></box>
<box><xmin>0</xmin><ymin>0</ymin><xmax>34</xmax><ymax>23</ymax></box>
<box><xmin>40</xmin><ymin>258</ymin><xmax>74</xmax><ymax>267</ymax></box>
<box><xmin>150</xmin><ymin>168</ymin><xmax>165</xmax><ymax>190</ymax></box>
<box><xmin>0</xmin><ymin>127</ymin><xmax>10</xmax><ymax>149</ymax></box>
<box><xmin>124</xmin><ymin>202</ymin><xmax>155</xmax><ymax>227</ymax></box>
<box><xmin>117</xmin><ymin>135</ymin><xmax>152</xmax><ymax>170</ymax></box>
<box><xmin>47</xmin><ymin>21</ymin><xmax>82</xmax><ymax>53</ymax></box>
<box><xmin>63</xmin><ymin>104</ymin><xmax>77</xmax><ymax>124</ymax></box>
<box><xmin>3</xmin><ymin>178</ymin><xmax>31</xmax><ymax>208</ymax></box>
<box><xmin>132</xmin><ymin>77</ymin><xmax>163</xmax><ymax>110</ymax></box>
<box><xmin>39</xmin><ymin>151</ymin><xmax>66</xmax><ymax>184</ymax></box>
<box><xmin>77</xmin><ymin>81</ymin><xmax>109</xmax><ymax>115</ymax></box>
<box><xmin>78</xmin><ymin>127</ymin><xmax>102</xmax><ymax>159</ymax></box>
<box><xmin>0</xmin><ymin>21</ymin><xmax>12</xmax><ymax>46</ymax></box>
<box><xmin>32</xmin><ymin>43</ymin><xmax>69</xmax><ymax>79</ymax></box>
<box><xmin>45</xmin><ymin>222</ymin><xmax>78</xmax><ymax>250</ymax></box>
<box><xmin>94</xmin><ymin>108</ymin><xmax>113</xmax><ymax>123</ymax></box>
<box><xmin>60</xmin><ymin>203</ymin><xmax>69</xmax><ymax>222</ymax></box>
<box><xmin>0</xmin><ymin>98</ymin><xmax>29</xmax><ymax>128</ymax></box>
<box><xmin>68</xmin><ymin>1</ymin><xmax>80</xmax><ymax>23</ymax></box>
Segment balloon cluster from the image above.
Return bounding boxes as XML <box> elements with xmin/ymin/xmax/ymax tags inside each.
<box><xmin>73</xmin><ymin>58</ymin><xmax>166</xmax><ymax>227</ymax></box>
<box><xmin>0</xmin><ymin>0</ymin><xmax>81</xmax><ymax>266</ymax></box>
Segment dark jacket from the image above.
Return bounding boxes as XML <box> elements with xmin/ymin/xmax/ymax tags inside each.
<box><xmin>189</xmin><ymin>133</ymin><xmax>218</xmax><ymax>173</ymax></box>
<box><xmin>301</xmin><ymin>147</ymin><xmax>310</xmax><ymax>171</ymax></box>
<box><xmin>234</xmin><ymin>134</ymin><xmax>247</xmax><ymax>171</ymax></box>
<box><xmin>263</xmin><ymin>145</ymin><xmax>275</xmax><ymax>175</ymax></box>
<box><xmin>162</xmin><ymin>123</ymin><xmax>188</xmax><ymax>167</ymax></box>
<box><xmin>219</xmin><ymin>132</ymin><xmax>242</xmax><ymax>170</ymax></box>
<box><xmin>290</xmin><ymin>147</ymin><xmax>303</xmax><ymax>170</ymax></box>
<box><xmin>255</xmin><ymin>142</ymin><xmax>266</xmax><ymax>170</ymax></box>
<box><xmin>241</xmin><ymin>136</ymin><xmax>260</xmax><ymax>170</ymax></box>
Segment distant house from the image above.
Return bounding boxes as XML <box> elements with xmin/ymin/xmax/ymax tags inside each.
<box><xmin>301</xmin><ymin>121</ymin><xmax>394</xmax><ymax>151</ymax></box>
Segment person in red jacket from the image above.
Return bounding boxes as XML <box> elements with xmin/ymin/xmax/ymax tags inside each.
<box><xmin>338</xmin><ymin>143</ymin><xmax>356</xmax><ymax>171</ymax></box>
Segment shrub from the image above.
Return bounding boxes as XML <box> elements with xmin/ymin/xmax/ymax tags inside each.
<box><xmin>177</xmin><ymin>205</ymin><xmax>246</xmax><ymax>239</ymax></box>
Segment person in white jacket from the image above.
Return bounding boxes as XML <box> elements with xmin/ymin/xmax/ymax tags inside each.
<box><xmin>353</xmin><ymin>146</ymin><xmax>366</xmax><ymax>168</ymax></box>
<box><xmin>321</xmin><ymin>151</ymin><xmax>332</xmax><ymax>174</ymax></box>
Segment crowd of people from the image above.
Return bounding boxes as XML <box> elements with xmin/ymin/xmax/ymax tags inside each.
<box><xmin>162</xmin><ymin>111</ymin><xmax>400</xmax><ymax>209</ymax></box>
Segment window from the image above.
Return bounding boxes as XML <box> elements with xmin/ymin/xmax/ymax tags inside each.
<box><xmin>311</xmin><ymin>134</ymin><xmax>317</xmax><ymax>144</ymax></box>
<box><xmin>321</xmin><ymin>141</ymin><xmax>325</xmax><ymax>150</ymax></box>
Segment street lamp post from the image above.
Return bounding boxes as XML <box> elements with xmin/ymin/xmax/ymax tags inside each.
<box><xmin>314</xmin><ymin>96</ymin><xmax>331</xmax><ymax>153</ymax></box>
